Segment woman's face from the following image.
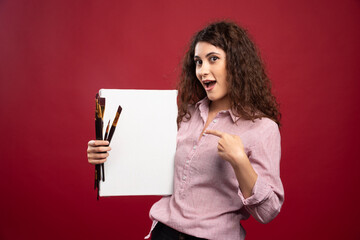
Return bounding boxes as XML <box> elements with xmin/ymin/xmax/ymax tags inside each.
<box><xmin>194</xmin><ymin>41</ymin><xmax>229</xmax><ymax>107</ymax></box>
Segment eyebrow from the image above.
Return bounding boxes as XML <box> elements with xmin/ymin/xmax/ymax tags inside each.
<box><xmin>194</xmin><ymin>52</ymin><xmax>221</xmax><ymax>58</ymax></box>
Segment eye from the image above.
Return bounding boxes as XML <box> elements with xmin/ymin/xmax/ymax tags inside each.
<box><xmin>194</xmin><ymin>59</ymin><xmax>202</xmax><ymax>66</ymax></box>
<box><xmin>209</xmin><ymin>56</ymin><xmax>219</xmax><ymax>62</ymax></box>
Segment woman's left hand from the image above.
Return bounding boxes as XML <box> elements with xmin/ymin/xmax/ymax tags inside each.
<box><xmin>205</xmin><ymin>129</ymin><xmax>248</xmax><ymax>167</ymax></box>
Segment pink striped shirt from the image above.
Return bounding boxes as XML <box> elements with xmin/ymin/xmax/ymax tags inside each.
<box><xmin>147</xmin><ymin>98</ymin><xmax>284</xmax><ymax>239</ymax></box>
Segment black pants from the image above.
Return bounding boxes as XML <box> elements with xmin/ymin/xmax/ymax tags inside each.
<box><xmin>151</xmin><ymin>222</ymin><xmax>208</xmax><ymax>240</ymax></box>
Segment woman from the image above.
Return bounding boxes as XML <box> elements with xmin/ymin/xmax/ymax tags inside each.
<box><xmin>87</xmin><ymin>21</ymin><xmax>284</xmax><ymax>240</ymax></box>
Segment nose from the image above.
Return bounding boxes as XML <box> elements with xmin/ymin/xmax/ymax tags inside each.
<box><xmin>198</xmin><ymin>62</ymin><xmax>209</xmax><ymax>79</ymax></box>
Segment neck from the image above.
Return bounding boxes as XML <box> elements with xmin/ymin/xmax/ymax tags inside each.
<box><xmin>209</xmin><ymin>95</ymin><xmax>231</xmax><ymax>113</ymax></box>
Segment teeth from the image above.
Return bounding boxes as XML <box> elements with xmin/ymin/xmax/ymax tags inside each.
<box><xmin>203</xmin><ymin>80</ymin><xmax>216</xmax><ymax>88</ymax></box>
<box><xmin>203</xmin><ymin>80</ymin><xmax>215</xmax><ymax>84</ymax></box>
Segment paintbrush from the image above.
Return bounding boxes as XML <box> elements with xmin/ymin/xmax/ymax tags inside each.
<box><xmin>99</xmin><ymin>98</ymin><xmax>106</xmax><ymax>182</ymax></box>
<box><xmin>94</xmin><ymin>96</ymin><xmax>100</xmax><ymax>192</ymax></box>
<box><xmin>107</xmin><ymin>105</ymin><xmax>122</xmax><ymax>143</ymax></box>
<box><xmin>93</xmin><ymin>94</ymin><xmax>122</xmax><ymax>199</ymax></box>
<box><xmin>104</xmin><ymin>120</ymin><xmax>110</xmax><ymax>140</ymax></box>
<box><xmin>94</xmin><ymin>95</ymin><xmax>106</xmax><ymax>199</ymax></box>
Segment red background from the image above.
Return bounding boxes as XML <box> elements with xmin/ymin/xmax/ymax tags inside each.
<box><xmin>1</xmin><ymin>0</ymin><xmax>359</xmax><ymax>239</ymax></box>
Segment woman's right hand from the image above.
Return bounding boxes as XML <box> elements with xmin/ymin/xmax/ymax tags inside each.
<box><xmin>87</xmin><ymin>140</ymin><xmax>111</xmax><ymax>165</ymax></box>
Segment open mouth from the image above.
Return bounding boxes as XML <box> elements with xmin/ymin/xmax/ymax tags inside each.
<box><xmin>202</xmin><ymin>80</ymin><xmax>216</xmax><ymax>90</ymax></box>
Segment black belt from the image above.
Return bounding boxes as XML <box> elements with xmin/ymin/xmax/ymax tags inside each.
<box><xmin>152</xmin><ymin>222</ymin><xmax>208</xmax><ymax>240</ymax></box>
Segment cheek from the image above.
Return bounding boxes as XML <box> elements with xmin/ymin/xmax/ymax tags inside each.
<box><xmin>195</xmin><ymin>68</ymin><xmax>200</xmax><ymax>78</ymax></box>
<box><xmin>219</xmin><ymin>65</ymin><xmax>228</xmax><ymax>83</ymax></box>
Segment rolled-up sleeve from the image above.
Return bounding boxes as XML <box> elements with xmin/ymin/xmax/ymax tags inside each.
<box><xmin>238</xmin><ymin>120</ymin><xmax>284</xmax><ymax>224</ymax></box>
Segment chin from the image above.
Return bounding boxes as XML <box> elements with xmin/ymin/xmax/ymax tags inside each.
<box><xmin>206</xmin><ymin>94</ymin><xmax>216</xmax><ymax>101</ymax></box>
<box><xmin>206</xmin><ymin>92</ymin><xmax>230</xmax><ymax>105</ymax></box>
<box><xmin>206</xmin><ymin>93</ymin><xmax>220</xmax><ymax>102</ymax></box>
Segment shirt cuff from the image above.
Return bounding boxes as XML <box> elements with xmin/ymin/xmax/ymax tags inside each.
<box><xmin>238</xmin><ymin>175</ymin><xmax>272</xmax><ymax>206</ymax></box>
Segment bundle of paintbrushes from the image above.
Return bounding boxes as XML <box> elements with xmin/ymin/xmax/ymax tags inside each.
<box><xmin>94</xmin><ymin>93</ymin><xmax>122</xmax><ymax>199</ymax></box>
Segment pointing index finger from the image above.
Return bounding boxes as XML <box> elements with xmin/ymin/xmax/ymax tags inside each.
<box><xmin>205</xmin><ymin>129</ymin><xmax>224</xmax><ymax>138</ymax></box>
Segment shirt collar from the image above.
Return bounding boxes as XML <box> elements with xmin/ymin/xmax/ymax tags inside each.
<box><xmin>195</xmin><ymin>97</ymin><xmax>239</xmax><ymax>123</ymax></box>
<box><xmin>195</xmin><ymin>97</ymin><xmax>209</xmax><ymax>109</ymax></box>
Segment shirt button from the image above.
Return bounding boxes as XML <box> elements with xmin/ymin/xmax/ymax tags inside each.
<box><xmin>182</xmin><ymin>176</ymin><xmax>187</xmax><ymax>180</ymax></box>
<box><xmin>193</xmin><ymin>145</ymin><xmax>197</xmax><ymax>150</ymax></box>
<box><xmin>213</xmin><ymin>119</ymin><xmax>218</xmax><ymax>123</ymax></box>
<box><xmin>202</xmin><ymin>133</ymin><xmax>206</xmax><ymax>136</ymax></box>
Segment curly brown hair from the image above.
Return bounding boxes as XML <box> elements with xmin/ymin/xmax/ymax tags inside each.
<box><xmin>177</xmin><ymin>21</ymin><xmax>281</xmax><ymax>127</ymax></box>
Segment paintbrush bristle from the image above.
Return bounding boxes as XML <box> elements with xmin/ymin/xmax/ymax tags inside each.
<box><xmin>99</xmin><ymin>98</ymin><xmax>106</xmax><ymax>119</ymax></box>
<box><xmin>112</xmin><ymin>105</ymin><xmax>122</xmax><ymax>126</ymax></box>
<box><xmin>117</xmin><ymin>105</ymin><xmax>122</xmax><ymax>114</ymax></box>
<box><xmin>106</xmin><ymin>120</ymin><xmax>110</xmax><ymax>131</ymax></box>
<box><xmin>99</xmin><ymin>98</ymin><xmax>105</xmax><ymax>106</ymax></box>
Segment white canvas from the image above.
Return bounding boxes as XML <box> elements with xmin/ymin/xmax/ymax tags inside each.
<box><xmin>98</xmin><ymin>89</ymin><xmax>177</xmax><ymax>196</ymax></box>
